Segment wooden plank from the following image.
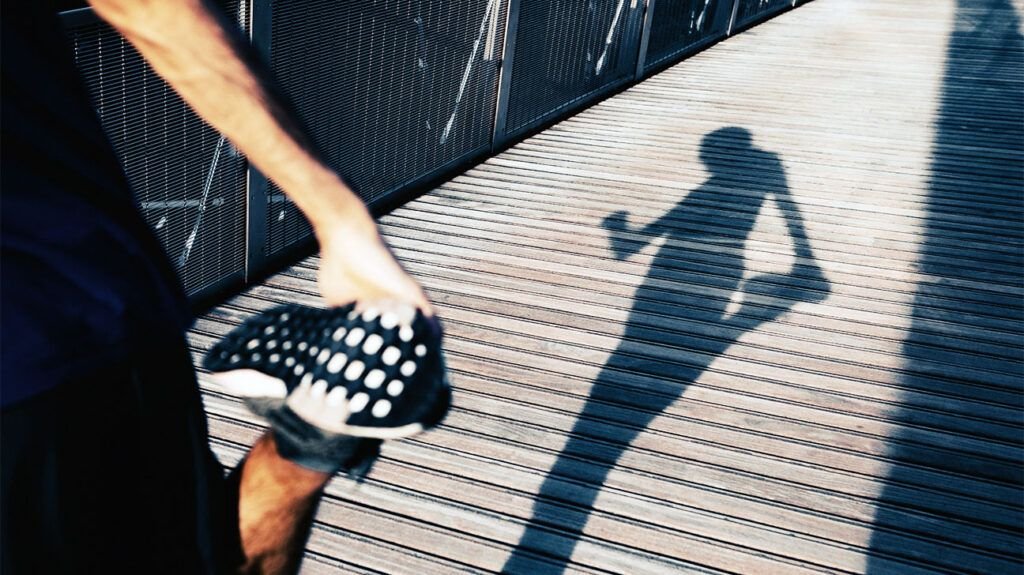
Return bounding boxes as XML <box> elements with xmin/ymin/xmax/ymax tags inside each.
<box><xmin>212</xmin><ymin>285</ymin><xmax>1024</xmax><ymax>429</ymax></box>
<box><xmin>199</xmin><ymin>392</ymin><xmax>1019</xmax><ymax>574</ymax></box>
<box><xmin>188</xmin><ymin>0</ymin><xmax>1024</xmax><ymax>572</ymax></box>
<box><xmin>196</xmin><ymin>297</ymin><xmax>1022</xmax><ymax>479</ymax></box>
<box><xmin>397</xmin><ymin>197</ymin><xmax>1024</xmax><ymax>302</ymax></box>
<box><xmin>260</xmin><ymin>271</ymin><xmax>1024</xmax><ymax>441</ymax></box>
<box><xmin>192</xmin><ymin>313</ymin><xmax>1024</xmax><ymax>527</ymax></box>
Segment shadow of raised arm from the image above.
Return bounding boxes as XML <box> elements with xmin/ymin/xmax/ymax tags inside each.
<box><xmin>601</xmin><ymin>206</ymin><xmax>676</xmax><ymax>260</ymax></box>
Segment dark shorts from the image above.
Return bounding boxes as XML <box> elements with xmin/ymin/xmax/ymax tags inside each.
<box><xmin>1</xmin><ymin>341</ymin><xmax>242</xmax><ymax>574</ymax></box>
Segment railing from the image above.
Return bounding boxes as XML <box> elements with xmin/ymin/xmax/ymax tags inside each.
<box><xmin>60</xmin><ymin>0</ymin><xmax>803</xmax><ymax>305</ymax></box>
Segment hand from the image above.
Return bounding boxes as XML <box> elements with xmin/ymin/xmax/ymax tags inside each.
<box><xmin>601</xmin><ymin>210</ymin><xmax>633</xmax><ymax>260</ymax></box>
<box><xmin>316</xmin><ymin>219</ymin><xmax>433</xmax><ymax>317</ymax></box>
<box><xmin>601</xmin><ymin>210</ymin><xmax>629</xmax><ymax>233</ymax></box>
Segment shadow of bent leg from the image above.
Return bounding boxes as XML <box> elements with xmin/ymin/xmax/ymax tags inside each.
<box><xmin>501</xmin><ymin>376</ymin><xmax>679</xmax><ymax>574</ymax></box>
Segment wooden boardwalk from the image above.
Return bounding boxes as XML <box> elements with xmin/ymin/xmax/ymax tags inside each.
<box><xmin>188</xmin><ymin>1</ymin><xmax>1024</xmax><ymax>573</ymax></box>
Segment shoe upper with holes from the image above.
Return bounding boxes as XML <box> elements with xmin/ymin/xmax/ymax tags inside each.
<box><xmin>204</xmin><ymin>303</ymin><xmax>449</xmax><ymax>435</ymax></box>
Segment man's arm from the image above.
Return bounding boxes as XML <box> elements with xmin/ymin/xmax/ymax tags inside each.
<box><xmin>88</xmin><ymin>0</ymin><xmax>430</xmax><ymax>312</ymax></box>
<box><xmin>86</xmin><ymin>1</ymin><xmax>427</xmax><ymax>572</ymax></box>
<box><xmin>600</xmin><ymin>203</ymin><xmax>678</xmax><ymax>260</ymax></box>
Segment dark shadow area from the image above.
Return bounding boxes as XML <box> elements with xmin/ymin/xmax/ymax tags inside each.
<box><xmin>501</xmin><ymin>127</ymin><xmax>830</xmax><ymax>573</ymax></box>
<box><xmin>866</xmin><ymin>1</ymin><xmax>1024</xmax><ymax>573</ymax></box>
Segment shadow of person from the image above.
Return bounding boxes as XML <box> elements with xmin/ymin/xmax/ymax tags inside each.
<box><xmin>501</xmin><ymin>127</ymin><xmax>830</xmax><ymax>573</ymax></box>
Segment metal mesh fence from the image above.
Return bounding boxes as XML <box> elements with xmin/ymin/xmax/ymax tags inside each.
<box><xmin>265</xmin><ymin>0</ymin><xmax>507</xmax><ymax>256</ymax></box>
<box><xmin>644</xmin><ymin>0</ymin><xmax>733</xmax><ymax>71</ymax></box>
<box><xmin>61</xmin><ymin>0</ymin><xmax>805</xmax><ymax>302</ymax></box>
<box><xmin>64</xmin><ymin>3</ymin><xmax>248</xmax><ymax>297</ymax></box>
<box><xmin>734</xmin><ymin>0</ymin><xmax>791</xmax><ymax>30</ymax></box>
<box><xmin>503</xmin><ymin>0</ymin><xmax>646</xmax><ymax>137</ymax></box>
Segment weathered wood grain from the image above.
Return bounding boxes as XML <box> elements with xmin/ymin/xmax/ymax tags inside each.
<box><xmin>190</xmin><ymin>0</ymin><xmax>1024</xmax><ymax>573</ymax></box>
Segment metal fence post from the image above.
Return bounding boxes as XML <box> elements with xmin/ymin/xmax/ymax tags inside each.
<box><xmin>491</xmin><ymin>0</ymin><xmax>522</xmax><ymax>151</ymax></box>
<box><xmin>634</xmin><ymin>0</ymin><xmax>657</xmax><ymax>80</ymax></box>
<box><xmin>244</xmin><ymin>0</ymin><xmax>271</xmax><ymax>281</ymax></box>
<box><xmin>727</xmin><ymin>0</ymin><xmax>741</xmax><ymax>35</ymax></box>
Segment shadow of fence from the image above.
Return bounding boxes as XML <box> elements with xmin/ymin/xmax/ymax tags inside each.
<box><xmin>867</xmin><ymin>1</ymin><xmax>1024</xmax><ymax>573</ymax></box>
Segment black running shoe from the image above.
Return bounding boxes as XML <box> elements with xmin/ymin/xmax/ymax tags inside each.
<box><xmin>204</xmin><ymin>303</ymin><xmax>450</xmax><ymax>439</ymax></box>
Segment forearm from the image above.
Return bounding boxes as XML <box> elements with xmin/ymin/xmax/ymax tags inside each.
<box><xmin>88</xmin><ymin>0</ymin><xmax>371</xmax><ymax>238</ymax></box>
<box><xmin>232</xmin><ymin>433</ymin><xmax>331</xmax><ymax>575</ymax></box>
<box><xmin>773</xmin><ymin>190</ymin><xmax>817</xmax><ymax>262</ymax></box>
<box><xmin>602</xmin><ymin>210</ymin><xmax>660</xmax><ymax>260</ymax></box>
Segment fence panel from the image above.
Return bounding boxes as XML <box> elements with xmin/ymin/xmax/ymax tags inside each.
<box><xmin>499</xmin><ymin>0</ymin><xmax>646</xmax><ymax>142</ymax></box>
<box><xmin>644</xmin><ymin>0</ymin><xmax>734</xmax><ymax>72</ymax></box>
<box><xmin>732</xmin><ymin>0</ymin><xmax>792</xmax><ymax>31</ymax></box>
<box><xmin>264</xmin><ymin>0</ymin><xmax>507</xmax><ymax>258</ymax></box>
<box><xmin>61</xmin><ymin>0</ymin><xmax>804</xmax><ymax>304</ymax></box>
<box><xmin>63</xmin><ymin>3</ymin><xmax>249</xmax><ymax>298</ymax></box>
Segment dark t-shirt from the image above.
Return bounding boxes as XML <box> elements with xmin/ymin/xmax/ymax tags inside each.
<box><xmin>1</xmin><ymin>344</ymin><xmax>242</xmax><ymax>574</ymax></box>
<box><xmin>1</xmin><ymin>2</ymin><xmax>193</xmax><ymax>407</ymax></box>
<box><xmin>1</xmin><ymin>6</ymin><xmax>242</xmax><ymax>572</ymax></box>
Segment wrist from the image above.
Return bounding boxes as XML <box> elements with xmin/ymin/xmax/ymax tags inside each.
<box><xmin>272</xmin><ymin>168</ymin><xmax>376</xmax><ymax>240</ymax></box>
<box><xmin>313</xmin><ymin>209</ymin><xmax>378</xmax><ymax>248</ymax></box>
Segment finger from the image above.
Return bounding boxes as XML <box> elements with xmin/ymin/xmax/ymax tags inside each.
<box><xmin>310</xmin><ymin>378</ymin><xmax>328</xmax><ymax>400</ymax></box>
<box><xmin>360</xmin><ymin>300</ymin><xmax>420</xmax><ymax>326</ymax></box>
<box><xmin>326</xmin><ymin>385</ymin><xmax>347</xmax><ymax>408</ymax></box>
